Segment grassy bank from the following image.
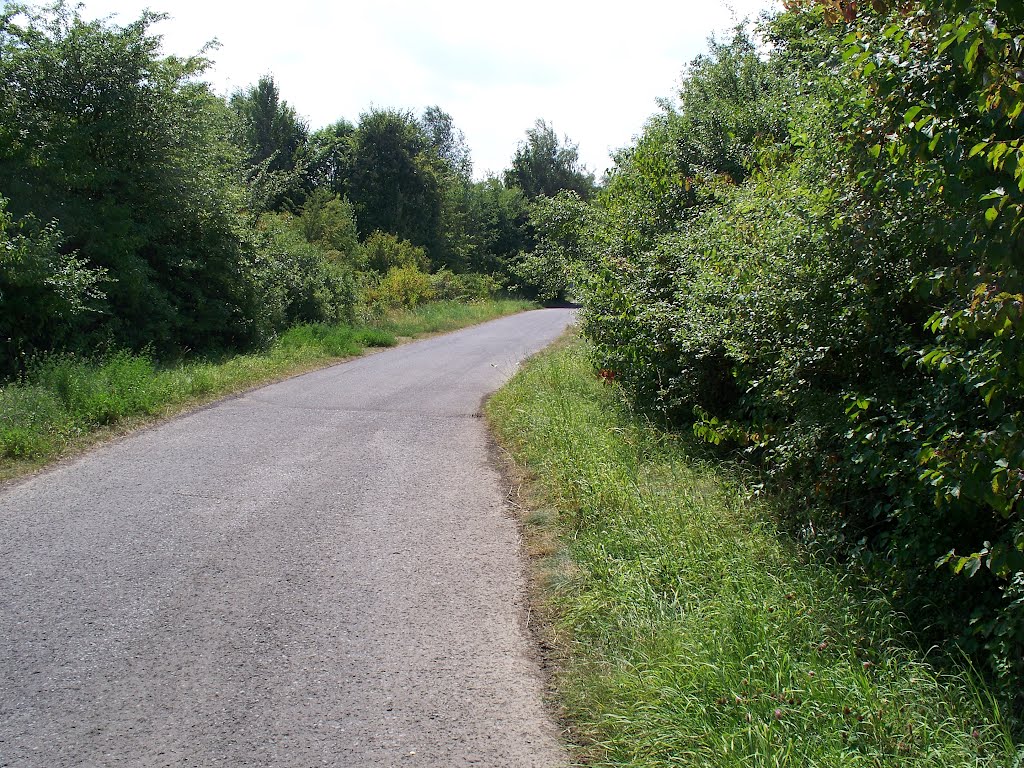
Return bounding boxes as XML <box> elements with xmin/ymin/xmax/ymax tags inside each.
<box><xmin>487</xmin><ymin>335</ymin><xmax>1021</xmax><ymax>767</ymax></box>
<box><xmin>0</xmin><ymin>299</ymin><xmax>533</xmax><ymax>481</ymax></box>
<box><xmin>368</xmin><ymin>299</ymin><xmax>535</xmax><ymax>338</ymax></box>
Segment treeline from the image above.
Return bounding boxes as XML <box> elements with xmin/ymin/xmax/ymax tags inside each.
<box><xmin>541</xmin><ymin>0</ymin><xmax>1024</xmax><ymax>685</ymax></box>
<box><xmin>0</xmin><ymin>2</ymin><xmax>593</xmax><ymax>378</ymax></box>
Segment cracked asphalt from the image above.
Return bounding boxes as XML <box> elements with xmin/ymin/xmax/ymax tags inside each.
<box><xmin>0</xmin><ymin>308</ymin><xmax>576</xmax><ymax>768</ymax></box>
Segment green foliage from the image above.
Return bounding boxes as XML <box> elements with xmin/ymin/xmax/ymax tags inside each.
<box><xmin>299</xmin><ymin>190</ymin><xmax>361</xmax><ymax>264</ymax></box>
<box><xmin>306</xmin><ymin>119</ymin><xmax>355</xmax><ymax>197</ymax></box>
<box><xmin>229</xmin><ymin>74</ymin><xmax>309</xmax><ymax>210</ymax></box>
<box><xmin>600</xmin><ymin>106</ymin><xmax>695</xmax><ymax>257</ymax></box>
<box><xmin>428</xmin><ymin>269</ymin><xmax>501</xmax><ymax>302</ymax></box>
<box><xmin>834</xmin><ymin>0</ymin><xmax>1024</xmax><ymax>679</ymax></box>
<box><xmin>488</xmin><ymin>337</ymin><xmax>1021</xmax><ymax>766</ymax></box>
<box><xmin>348</xmin><ymin>108</ymin><xmax>445</xmax><ymax>256</ymax></box>
<box><xmin>310</xmin><ymin>107</ymin><xmax>484</xmax><ymax>272</ymax></box>
<box><xmin>564</xmin><ymin>8</ymin><xmax>1024</xmax><ymax>686</ymax></box>
<box><xmin>463</xmin><ymin>176</ymin><xmax>534</xmax><ymax>274</ymax></box>
<box><xmin>274</xmin><ymin>323</ymin><xmax>394</xmax><ymax>357</ymax></box>
<box><xmin>512</xmin><ymin>192</ymin><xmax>589</xmax><ymax>301</ymax></box>
<box><xmin>361</xmin><ymin>231</ymin><xmax>429</xmax><ymax>274</ymax></box>
<box><xmin>504</xmin><ymin>119</ymin><xmax>596</xmax><ymax>200</ymax></box>
<box><xmin>421</xmin><ymin>105</ymin><xmax>472</xmax><ymax>181</ymax></box>
<box><xmin>0</xmin><ymin>3</ymin><xmax>281</xmax><ymax>356</ymax></box>
<box><xmin>365</xmin><ymin>265</ymin><xmax>435</xmax><ymax>310</ymax></box>
<box><xmin>257</xmin><ymin>214</ymin><xmax>356</xmax><ymax>326</ymax></box>
<box><xmin>1</xmin><ymin>350</ymin><xmax>164</xmax><ymax>460</ymax></box>
<box><xmin>0</xmin><ymin>199</ymin><xmax>107</xmax><ymax>376</ymax></box>
<box><xmin>678</xmin><ymin>27</ymin><xmax>793</xmax><ymax>184</ymax></box>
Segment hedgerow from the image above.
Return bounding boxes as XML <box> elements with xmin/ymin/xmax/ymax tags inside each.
<box><xmin>555</xmin><ymin>2</ymin><xmax>1024</xmax><ymax>687</ymax></box>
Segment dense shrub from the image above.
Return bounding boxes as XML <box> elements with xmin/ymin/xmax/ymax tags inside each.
<box><xmin>429</xmin><ymin>269</ymin><xmax>501</xmax><ymax>302</ymax></box>
<box><xmin>0</xmin><ymin>4</ymin><xmax>270</xmax><ymax>355</ymax></box>
<box><xmin>361</xmin><ymin>231</ymin><xmax>430</xmax><ymax>274</ymax></box>
<box><xmin>299</xmin><ymin>191</ymin><xmax>362</xmax><ymax>265</ymax></box>
<box><xmin>510</xmin><ymin>191</ymin><xmax>590</xmax><ymax>301</ymax></box>
<box><xmin>0</xmin><ymin>4</ymin><xmax>373</xmax><ymax>371</ymax></box>
<box><xmin>257</xmin><ymin>215</ymin><xmax>357</xmax><ymax>327</ymax></box>
<box><xmin>364</xmin><ymin>265</ymin><xmax>436</xmax><ymax>310</ymax></box>
<box><xmin>0</xmin><ymin>199</ymin><xmax>107</xmax><ymax>377</ymax></box>
<box><xmin>557</xmin><ymin>6</ymin><xmax>1024</xmax><ymax>684</ymax></box>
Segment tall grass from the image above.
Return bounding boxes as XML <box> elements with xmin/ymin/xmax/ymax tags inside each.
<box><xmin>369</xmin><ymin>298</ymin><xmax>534</xmax><ymax>338</ymax></box>
<box><xmin>487</xmin><ymin>335</ymin><xmax>1022</xmax><ymax>767</ymax></box>
<box><xmin>0</xmin><ymin>299</ymin><xmax>532</xmax><ymax>478</ymax></box>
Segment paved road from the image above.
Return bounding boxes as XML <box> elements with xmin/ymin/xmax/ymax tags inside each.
<box><xmin>0</xmin><ymin>308</ymin><xmax>575</xmax><ymax>768</ymax></box>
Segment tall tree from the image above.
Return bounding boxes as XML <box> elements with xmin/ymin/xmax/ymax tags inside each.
<box><xmin>229</xmin><ymin>75</ymin><xmax>308</xmax><ymax>210</ymax></box>
<box><xmin>463</xmin><ymin>177</ymin><xmax>532</xmax><ymax>273</ymax></box>
<box><xmin>307</xmin><ymin>119</ymin><xmax>356</xmax><ymax>197</ymax></box>
<box><xmin>229</xmin><ymin>75</ymin><xmax>308</xmax><ymax>172</ymax></box>
<box><xmin>347</xmin><ymin>108</ymin><xmax>443</xmax><ymax>259</ymax></box>
<box><xmin>421</xmin><ymin>106</ymin><xmax>473</xmax><ymax>181</ymax></box>
<box><xmin>504</xmin><ymin>119</ymin><xmax>595</xmax><ymax>200</ymax></box>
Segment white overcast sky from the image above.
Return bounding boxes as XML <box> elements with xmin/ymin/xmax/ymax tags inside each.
<box><xmin>78</xmin><ymin>0</ymin><xmax>780</xmax><ymax>179</ymax></box>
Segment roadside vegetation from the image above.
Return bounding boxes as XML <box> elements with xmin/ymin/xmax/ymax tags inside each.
<box><xmin>0</xmin><ymin>2</ymin><xmax>582</xmax><ymax>478</ymax></box>
<box><xmin>489</xmin><ymin>336</ymin><xmax>1021</xmax><ymax>766</ymax></box>
<box><xmin>0</xmin><ymin>299</ymin><xmax>531</xmax><ymax>481</ymax></box>
<box><xmin>5</xmin><ymin>0</ymin><xmax>1022</xmax><ymax>758</ymax></box>
<box><xmin>527</xmin><ymin>0</ymin><xmax>1024</xmax><ymax>702</ymax></box>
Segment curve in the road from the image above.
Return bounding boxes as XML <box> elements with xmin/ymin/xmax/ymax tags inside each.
<box><xmin>0</xmin><ymin>308</ymin><xmax>576</xmax><ymax>768</ymax></box>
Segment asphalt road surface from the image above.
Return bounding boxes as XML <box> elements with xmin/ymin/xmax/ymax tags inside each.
<box><xmin>0</xmin><ymin>308</ymin><xmax>576</xmax><ymax>768</ymax></box>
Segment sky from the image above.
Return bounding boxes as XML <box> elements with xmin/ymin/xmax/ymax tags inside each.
<box><xmin>79</xmin><ymin>0</ymin><xmax>781</xmax><ymax>180</ymax></box>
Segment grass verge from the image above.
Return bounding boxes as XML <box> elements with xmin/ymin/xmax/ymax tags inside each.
<box><xmin>486</xmin><ymin>333</ymin><xmax>1022</xmax><ymax>767</ymax></box>
<box><xmin>0</xmin><ymin>298</ymin><xmax>533</xmax><ymax>482</ymax></box>
<box><xmin>370</xmin><ymin>299</ymin><xmax>535</xmax><ymax>338</ymax></box>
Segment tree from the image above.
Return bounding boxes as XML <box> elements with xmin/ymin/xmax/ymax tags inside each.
<box><xmin>512</xmin><ymin>192</ymin><xmax>588</xmax><ymax>301</ymax></box>
<box><xmin>307</xmin><ymin>119</ymin><xmax>356</xmax><ymax>197</ymax></box>
<box><xmin>504</xmin><ymin>119</ymin><xmax>595</xmax><ymax>200</ymax></box>
<box><xmin>299</xmin><ymin>191</ymin><xmax>361</xmax><ymax>263</ymax></box>
<box><xmin>0</xmin><ymin>2</ymin><xmax>275</xmax><ymax>352</ymax></box>
<box><xmin>229</xmin><ymin>75</ymin><xmax>309</xmax><ymax>210</ymax></box>
<box><xmin>675</xmin><ymin>27</ymin><xmax>791</xmax><ymax>184</ymax></box>
<box><xmin>0</xmin><ymin>198</ymin><xmax>107</xmax><ymax>375</ymax></box>
<box><xmin>421</xmin><ymin>106</ymin><xmax>473</xmax><ymax>181</ymax></box>
<box><xmin>463</xmin><ymin>177</ymin><xmax>533</xmax><ymax>274</ymax></box>
<box><xmin>348</xmin><ymin>108</ymin><xmax>444</xmax><ymax>261</ymax></box>
<box><xmin>229</xmin><ymin>75</ymin><xmax>308</xmax><ymax>173</ymax></box>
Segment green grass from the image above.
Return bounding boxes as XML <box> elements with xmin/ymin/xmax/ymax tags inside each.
<box><xmin>486</xmin><ymin>334</ymin><xmax>1022</xmax><ymax>767</ymax></box>
<box><xmin>369</xmin><ymin>298</ymin><xmax>535</xmax><ymax>338</ymax></box>
<box><xmin>0</xmin><ymin>299</ymin><xmax>534</xmax><ymax>480</ymax></box>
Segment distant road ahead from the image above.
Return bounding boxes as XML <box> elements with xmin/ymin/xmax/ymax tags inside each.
<box><xmin>0</xmin><ymin>308</ymin><xmax>575</xmax><ymax>768</ymax></box>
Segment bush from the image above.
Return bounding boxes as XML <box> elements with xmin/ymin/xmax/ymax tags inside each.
<box><xmin>511</xmin><ymin>192</ymin><xmax>589</xmax><ymax>301</ymax></box>
<box><xmin>0</xmin><ymin>5</ymin><xmax>273</xmax><ymax>357</ymax></box>
<box><xmin>257</xmin><ymin>215</ymin><xmax>357</xmax><ymax>327</ymax></box>
<box><xmin>429</xmin><ymin>269</ymin><xmax>501</xmax><ymax>301</ymax></box>
<box><xmin>0</xmin><ymin>198</ymin><xmax>107</xmax><ymax>377</ymax></box>
<box><xmin>364</xmin><ymin>265</ymin><xmax>435</xmax><ymax>310</ymax></box>
<box><xmin>299</xmin><ymin>191</ymin><xmax>362</xmax><ymax>266</ymax></box>
<box><xmin>361</xmin><ymin>230</ymin><xmax>430</xmax><ymax>274</ymax></box>
<box><xmin>558</xmin><ymin>10</ymin><xmax>1024</xmax><ymax>686</ymax></box>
